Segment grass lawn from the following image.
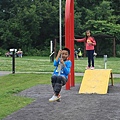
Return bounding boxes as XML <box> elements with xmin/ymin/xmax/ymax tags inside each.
<box><xmin>0</xmin><ymin>56</ymin><xmax>120</xmax><ymax>73</ymax></box>
<box><xmin>0</xmin><ymin>73</ymin><xmax>51</xmax><ymax>119</ymax></box>
<box><xmin>0</xmin><ymin>56</ymin><xmax>120</xmax><ymax>119</ymax></box>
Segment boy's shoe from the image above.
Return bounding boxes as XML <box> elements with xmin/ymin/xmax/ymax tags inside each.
<box><xmin>85</xmin><ymin>66</ymin><xmax>90</xmax><ymax>70</ymax></box>
<box><xmin>91</xmin><ymin>67</ymin><xmax>94</xmax><ymax>70</ymax></box>
<box><xmin>56</xmin><ymin>98</ymin><xmax>61</xmax><ymax>102</ymax></box>
<box><xmin>49</xmin><ymin>95</ymin><xmax>60</xmax><ymax>102</ymax></box>
<box><xmin>56</xmin><ymin>94</ymin><xmax>61</xmax><ymax>102</ymax></box>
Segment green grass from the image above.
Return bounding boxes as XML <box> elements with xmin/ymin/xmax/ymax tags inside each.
<box><xmin>75</xmin><ymin>57</ymin><xmax>120</xmax><ymax>73</ymax></box>
<box><xmin>0</xmin><ymin>73</ymin><xmax>51</xmax><ymax>119</ymax></box>
<box><xmin>0</xmin><ymin>56</ymin><xmax>120</xmax><ymax>73</ymax></box>
<box><xmin>0</xmin><ymin>56</ymin><xmax>120</xmax><ymax>119</ymax></box>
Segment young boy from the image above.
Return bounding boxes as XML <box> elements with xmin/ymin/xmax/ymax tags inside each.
<box><xmin>49</xmin><ymin>48</ymin><xmax>72</xmax><ymax>102</ymax></box>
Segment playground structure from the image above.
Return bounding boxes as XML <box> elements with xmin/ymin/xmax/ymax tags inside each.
<box><xmin>79</xmin><ymin>69</ymin><xmax>114</xmax><ymax>94</ymax></box>
<box><xmin>49</xmin><ymin>0</ymin><xmax>75</xmax><ymax>90</ymax></box>
<box><xmin>64</xmin><ymin>0</ymin><xmax>114</xmax><ymax>92</ymax></box>
<box><xmin>65</xmin><ymin>0</ymin><xmax>75</xmax><ymax>90</ymax></box>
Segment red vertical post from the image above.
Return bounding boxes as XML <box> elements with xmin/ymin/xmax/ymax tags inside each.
<box><xmin>65</xmin><ymin>0</ymin><xmax>71</xmax><ymax>90</ymax></box>
<box><xmin>70</xmin><ymin>0</ymin><xmax>75</xmax><ymax>87</ymax></box>
<box><xmin>65</xmin><ymin>0</ymin><xmax>74</xmax><ymax>90</ymax></box>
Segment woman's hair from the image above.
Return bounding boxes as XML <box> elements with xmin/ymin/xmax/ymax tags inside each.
<box><xmin>85</xmin><ymin>30</ymin><xmax>92</xmax><ymax>42</ymax></box>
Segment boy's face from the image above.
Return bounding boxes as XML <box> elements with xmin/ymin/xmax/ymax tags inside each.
<box><xmin>61</xmin><ymin>50</ymin><xmax>69</xmax><ymax>61</ymax></box>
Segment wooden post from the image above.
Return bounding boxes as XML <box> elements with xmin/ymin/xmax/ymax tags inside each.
<box><xmin>54</xmin><ymin>39</ymin><xmax>57</xmax><ymax>57</ymax></box>
<box><xmin>113</xmin><ymin>38</ymin><xmax>116</xmax><ymax>57</ymax></box>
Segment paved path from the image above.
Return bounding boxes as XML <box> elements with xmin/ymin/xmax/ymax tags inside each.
<box><xmin>0</xmin><ymin>71</ymin><xmax>11</xmax><ymax>76</ymax></box>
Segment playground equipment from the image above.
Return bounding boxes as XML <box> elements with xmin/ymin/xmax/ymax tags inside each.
<box><xmin>64</xmin><ymin>0</ymin><xmax>114</xmax><ymax>92</ymax></box>
<box><xmin>79</xmin><ymin>69</ymin><xmax>114</xmax><ymax>94</ymax></box>
<box><xmin>65</xmin><ymin>0</ymin><xmax>75</xmax><ymax>90</ymax></box>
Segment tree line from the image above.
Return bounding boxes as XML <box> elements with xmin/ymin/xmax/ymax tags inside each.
<box><xmin>0</xmin><ymin>0</ymin><xmax>120</xmax><ymax>56</ymax></box>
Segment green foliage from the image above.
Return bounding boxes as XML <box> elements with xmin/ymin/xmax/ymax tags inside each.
<box><xmin>0</xmin><ymin>0</ymin><xmax>120</xmax><ymax>57</ymax></box>
<box><xmin>0</xmin><ymin>48</ymin><xmax>8</xmax><ymax>56</ymax></box>
<box><xmin>84</xmin><ymin>20</ymin><xmax>120</xmax><ymax>35</ymax></box>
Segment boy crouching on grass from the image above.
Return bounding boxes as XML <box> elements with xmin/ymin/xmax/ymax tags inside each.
<box><xmin>49</xmin><ymin>48</ymin><xmax>72</xmax><ymax>102</ymax></box>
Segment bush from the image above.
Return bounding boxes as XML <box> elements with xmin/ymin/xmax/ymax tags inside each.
<box><xmin>0</xmin><ymin>48</ymin><xmax>8</xmax><ymax>56</ymax></box>
<box><xmin>23</xmin><ymin>49</ymin><xmax>40</xmax><ymax>56</ymax></box>
<box><xmin>23</xmin><ymin>48</ymin><xmax>50</xmax><ymax>56</ymax></box>
<box><xmin>116</xmin><ymin>51</ymin><xmax>120</xmax><ymax>57</ymax></box>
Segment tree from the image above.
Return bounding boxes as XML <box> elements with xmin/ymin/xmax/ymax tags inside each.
<box><xmin>0</xmin><ymin>0</ymin><xmax>120</xmax><ymax>56</ymax></box>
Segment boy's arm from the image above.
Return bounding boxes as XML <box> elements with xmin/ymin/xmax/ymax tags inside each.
<box><xmin>61</xmin><ymin>60</ymin><xmax>72</xmax><ymax>75</ymax></box>
<box><xmin>54</xmin><ymin>50</ymin><xmax>62</xmax><ymax>66</ymax></box>
<box><xmin>55</xmin><ymin>50</ymin><xmax>62</xmax><ymax>62</ymax></box>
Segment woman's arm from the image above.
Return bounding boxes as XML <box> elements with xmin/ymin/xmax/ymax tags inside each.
<box><xmin>91</xmin><ymin>37</ymin><xmax>96</xmax><ymax>46</ymax></box>
<box><xmin>74</xmin><ymin>37</ymin><xmax>86</xmax><ymax>42</ymax></box>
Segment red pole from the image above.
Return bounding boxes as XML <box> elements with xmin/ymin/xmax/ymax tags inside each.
<box><xmin>65</xmin><ymin>0</ymin><xmax>74</xmax><ymax>90</ymax></box>
<box><xmin>70</xmin><ymin>0</ymin><xmax>75</xmax><ymax>87</ymax></box>
<box><xmin>65</xmin><ymin>0</ymin><xmax>71</xmax><ymax>90</ymax></box>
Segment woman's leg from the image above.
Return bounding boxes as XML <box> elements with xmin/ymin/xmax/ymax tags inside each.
<box><xmin>89</xmin><ymin>50</ymin><xmax>94</xmax><ymax>67</ymax></box>
<box><xmin>87</xmin><ymin>50</ymin><xmax>91</xmax><ymax>67</ymax></box>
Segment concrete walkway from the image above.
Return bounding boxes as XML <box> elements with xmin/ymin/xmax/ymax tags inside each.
<box><xmin>0</xmin><ymin>71</ymin><xmax>11</xmax><ymax>76</ymax></box>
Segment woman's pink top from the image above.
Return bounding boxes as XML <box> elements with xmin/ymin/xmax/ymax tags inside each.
<box><xmin>76</xmin><ymin>37</ymin><xmax>96</xmax><ymax>50</ymax></box>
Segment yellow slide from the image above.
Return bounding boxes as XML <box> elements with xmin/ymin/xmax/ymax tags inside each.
<box><xmin>79</xmin><ymin>69</ymin><xmax>113</xmax><ymax>94</ymax></box>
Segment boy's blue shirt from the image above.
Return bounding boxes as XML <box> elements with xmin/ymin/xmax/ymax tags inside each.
<box><xmin>52</xmin><ymin>58</ymin><xmax>72</xmax><ymax>79</ymax></box>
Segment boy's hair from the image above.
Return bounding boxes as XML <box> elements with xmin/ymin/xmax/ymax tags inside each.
<box><xmin>62</xmin><ymin>48</ymin><xmax>70</xmax><ymax>55</ymax></box>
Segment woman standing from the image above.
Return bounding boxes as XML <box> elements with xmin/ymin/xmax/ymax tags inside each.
<box><xmin>75</xmin><ymin>30</ymin><xmax>96</xmax><ymax>69</ymax></box>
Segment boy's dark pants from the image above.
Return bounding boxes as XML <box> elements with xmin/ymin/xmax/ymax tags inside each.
<box><xmin>51</xmin><ymin>75</ymin><xmax>67</xmax><ymax>95</ymax></box>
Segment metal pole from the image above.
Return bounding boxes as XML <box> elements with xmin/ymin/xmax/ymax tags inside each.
<box><xmin>104</xmin><ymin>55</ymin><xmax>107</xmax><ymax>69</ymax></box>
<box><xmin>59</xmin><ymin>0</ymin><xmax>62</xmax><ymax>50</ymax></box>
<box><xmin>105</xmin><ymin>62</ymin><xmax>107</xmax><ymax>69</ymax></box>
<box><xmin>12</xmin><ymin>49</ymin><xmax>15</xmax><ymax>74</ymax></box>
<box><xmin>50</xmin><ymin>40</ymin><xmax>53</xmax><ymax>54</ymax></box>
